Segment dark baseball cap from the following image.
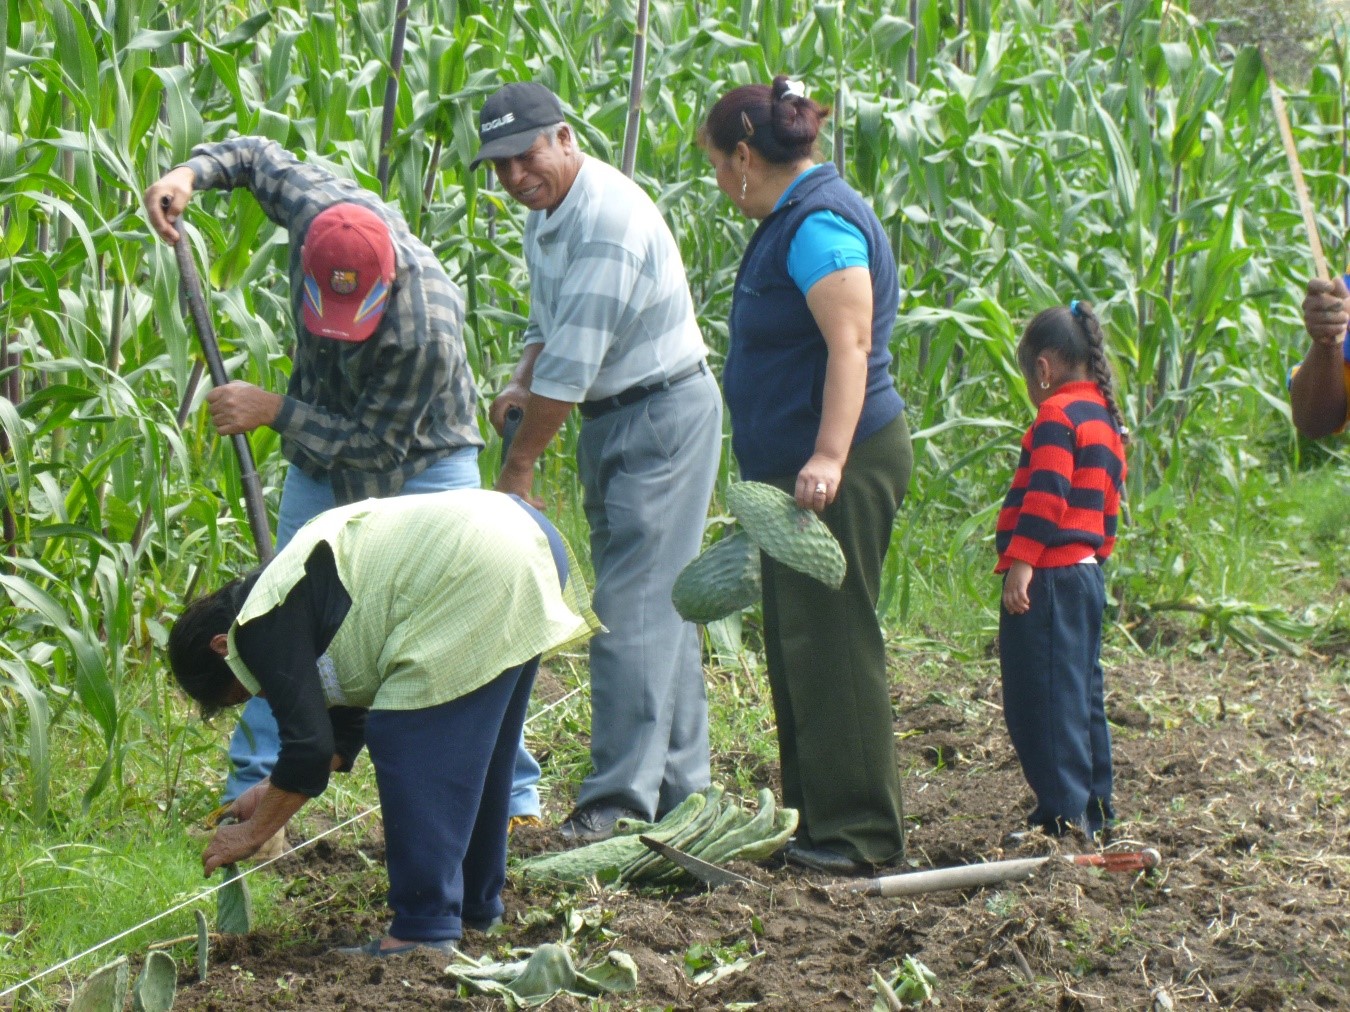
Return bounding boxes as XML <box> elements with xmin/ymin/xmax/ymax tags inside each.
<box><xmin>470</xmin><ymin>82</ymin><xmax>566</xmax><ymax>170</ymax></box>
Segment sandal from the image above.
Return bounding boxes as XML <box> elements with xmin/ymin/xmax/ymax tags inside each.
<box><xmin>334</xmin><ymin>937</ymin><xmax>457</xmax><ymax>958</ymax></box>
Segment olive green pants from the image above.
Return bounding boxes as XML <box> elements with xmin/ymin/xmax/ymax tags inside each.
<box><xmin>761</xmin><ymin>412</ymin><xmax>912</xmax><ymax>865</ymax></box>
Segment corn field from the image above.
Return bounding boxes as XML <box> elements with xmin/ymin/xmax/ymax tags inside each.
<box><xmin>0</xmin><ymin>0</ymin><xmax>1343</xmax><ymax>832</ymax></box>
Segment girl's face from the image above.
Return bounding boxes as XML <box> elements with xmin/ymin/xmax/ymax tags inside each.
<box><xmin>1024</xmin><ymin>350</ymin><xmax>1086</xmax><ymax>406</ymax></box>
<box><xmin>1021</xmin><ymin>352</ymin><xmax>1053</xmax><ymax>407</ymax></box>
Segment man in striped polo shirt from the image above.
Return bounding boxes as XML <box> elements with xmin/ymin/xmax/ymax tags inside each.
<box><xmin>473</xmin><ymin>82</ymin><xmax>724</xmax><ymax>841</ymax></box>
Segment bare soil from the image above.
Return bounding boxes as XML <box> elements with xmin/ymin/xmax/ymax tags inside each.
<box><xmin>169</xmin><ymin>651</ymin><xmax>1349</xmax><ymax>1010</ymax></box>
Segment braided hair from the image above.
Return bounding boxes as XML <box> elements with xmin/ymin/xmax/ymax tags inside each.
<box><xmin>1018</xmin><ymin>301</ymin><xmax>1130</xmax><ymax>442</ymax></box>
<box><xmin>699</xmin><ymin>74</ymin><xmax>830</xmax><ymax>163</ymax></box>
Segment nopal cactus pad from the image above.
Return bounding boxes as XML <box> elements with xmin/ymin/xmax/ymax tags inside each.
<box><xmin>725</xmin><ymin>481</ymin><xmax>846</xmax><ymax>589</ymax></box>
<box><xmin>671</xmin><ymin>530</ymin><xmax>761</xmax><ymax>623</ymax></box>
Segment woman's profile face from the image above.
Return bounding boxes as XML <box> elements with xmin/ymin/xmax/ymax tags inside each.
<box><xmin>706</xmin><ymin>144</ymin><xmax>743</xmax><ymax>209</ymax></box>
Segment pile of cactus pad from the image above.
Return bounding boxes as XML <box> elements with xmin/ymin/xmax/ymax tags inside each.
<box><xmin>672</xmin><ymin>481</ymin><xmax>846</xmax><ymax>623</ymax></box>
<box><xmin>517</xmin><ymin>786</ymin><xmax>796</xmax><ymax>887</ymax></box>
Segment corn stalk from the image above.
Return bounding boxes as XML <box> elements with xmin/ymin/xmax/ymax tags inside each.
<box><xmin>0</xmin><ymin>0</ymin><xmax>1338</xmax><ymax>822</ymax></box>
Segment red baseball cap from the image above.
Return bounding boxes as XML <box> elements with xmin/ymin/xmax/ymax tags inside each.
<box><xmin>300</xmin><ymin>204</ymin><xmax>397</xmax><ymax>342</ymax></box>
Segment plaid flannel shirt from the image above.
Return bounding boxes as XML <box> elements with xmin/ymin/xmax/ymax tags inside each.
<box><xmin>183</xmin><ymin>137</ymin><xmax>482</xmax><ymax>504</ymax></box>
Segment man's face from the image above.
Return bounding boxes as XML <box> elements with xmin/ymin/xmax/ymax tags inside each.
<box><xmin>492</xmin><ymin>128</ymin><xmax>575</xmax><ymax>213</ymax></box>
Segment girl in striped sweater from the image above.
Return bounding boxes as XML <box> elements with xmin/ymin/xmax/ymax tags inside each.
<box><xmin>996</xmin><ymin>301</ymin><xmax>1128</xmax><ymax>839</ymax></box>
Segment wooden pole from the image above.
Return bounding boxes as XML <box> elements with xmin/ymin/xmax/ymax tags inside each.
<box><xmin>377</xmin><ymin>0</ymin><xmax>412</xmax><ymax>199</ymax></box>
<box><xmin>1263</xmin><ymin>48</ymin><xmax>1329</xmax><ymax>281</ymax></box>
<box><xmin>171</xmin><ymin>234</ymin><xmax>274</xmax><ymax>563</ymax></box>
<box><xmin>837</xmin><ymin>848</ymin><xmax>1161</xmax><ymax>898</ymax></box>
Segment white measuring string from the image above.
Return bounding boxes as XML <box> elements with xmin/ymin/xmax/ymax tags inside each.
<box><xmin>0</xmin><ymin>679</ymin><xmax>590</xmax><ymax>999</ymax></box>
<box><xmin>0</xmin><ymin>807</ymin><xmax>370</xmax><ymax>1000</ymax></box>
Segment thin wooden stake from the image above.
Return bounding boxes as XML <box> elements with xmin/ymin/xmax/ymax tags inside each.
<box><xmin>1263</xmin><ymin>48</ymin><xmax>1329</xmax><ymax>281</ymax></box>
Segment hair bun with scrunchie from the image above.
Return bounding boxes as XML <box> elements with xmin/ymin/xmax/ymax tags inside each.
<box><xmin>769</xmin><ymin>74</ymin><xmax>820</xmax><ymax>149</ymax></box>
<box><xmin>772</xmin><ymin>76</ymin><xmax>807</xmax><ymax>102</ymax></box>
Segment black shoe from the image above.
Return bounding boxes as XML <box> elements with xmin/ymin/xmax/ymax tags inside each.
<box><xmin>784</xmin><ymin>841</ymin><xmax>867</xmax><ymax>876</ymax></box>
<box><xmin>1035</xmin><ymin>815</ymin><xmax>1090</xmax><ymax>839</ymax></box>
<box><xmin>559</xmin><ymin>802</ymin><xmax>644</xmax><ymax>842</ymax></box>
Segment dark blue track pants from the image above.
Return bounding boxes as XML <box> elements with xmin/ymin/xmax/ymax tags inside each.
<box><xmin>998</xmin><ymin>563</ymin><xmax>1113</xmax><ymax>835</ymax></box>
<box><xmin>364</xmin><ymin>655</ymin><xmax>539</xmax><ymax>941</ymax></box>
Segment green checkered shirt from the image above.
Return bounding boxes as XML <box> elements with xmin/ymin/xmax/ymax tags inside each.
<box><xmin>226</xmin><ymin>491</ymin><xmax>599</xmax><ymax>710</ymax></box>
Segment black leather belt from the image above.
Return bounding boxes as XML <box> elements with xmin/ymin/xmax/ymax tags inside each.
<box><xmin>578</xmin><ymin>360</ymin><xmax>707</xmax><ymax>420</ymax></box>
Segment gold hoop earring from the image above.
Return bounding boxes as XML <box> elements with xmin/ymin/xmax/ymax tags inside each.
<box><xmin>740</xmin><ymin>172</ymin><xmax>747</xmax><ymax>201</ymax></box>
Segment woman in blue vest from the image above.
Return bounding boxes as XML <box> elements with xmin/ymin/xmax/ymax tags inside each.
<box><xmin>699</xmin><ymin>77</ymin><xmax>912</xmax><ymax>875</ymax></box>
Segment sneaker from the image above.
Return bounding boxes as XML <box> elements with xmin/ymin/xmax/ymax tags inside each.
<box><xmin>559</xmin><ymin>802</ymin><xmax>644</xmax><ymax>843</ymax></box>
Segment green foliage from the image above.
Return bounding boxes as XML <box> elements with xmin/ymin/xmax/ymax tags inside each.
<box><xmin>445</xmin><ymin>942</ymin><xmax>639</xmax><ymax>1007</ymax></box>
<box><xmin>215</xmin><ymin>868</ymin><xmax>253</xmax><ymax>934</ymax></box>
<box><xmin>131</xmin><ymin>950</ymin><xmax>176</xmax><ymax>1012</ymax></box>
<box><xmin>68</xmin><ymin>956</ymin><xmax>128</xmax><ymax>1012</ymax></box>
<box><xmin>683</xmin><ymin>937</ymin><xmax>762</xmax><ymax>986</ymax></box>
<box><xmin>0</xmin><ymin>813</ymin><xmax>286</xmax><ymax>999</ymax></box>
<box><xmin>517</xmin><ymin>785</ymin><xmax>795</xmax><ymax>886</ymax></box>
<box><xmin>4</xmin><ymin>0</ymin><xmax>1350</xmax><ymax>999</ymax></box>
<box><xmin>872</xmin><ymin>954</ymin><xmax>938</xmax><ymax>1008</ymax></box>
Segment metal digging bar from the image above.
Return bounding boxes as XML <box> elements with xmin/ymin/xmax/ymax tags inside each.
<box><xmin>169</xmin><ymin>216</ymin><xmax>274</xmax><ymax>563</ymax></box>
<box><xmin>500</xmin><ymin>404</ymin><xmax>524</xmax><ymax>467</ymax></box>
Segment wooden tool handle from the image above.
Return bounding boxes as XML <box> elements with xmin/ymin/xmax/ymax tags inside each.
<box><xmin>1263</xmin><ymin>48</ymin><xmax>1330</xmax><ymax>281</ymax></box>
<box><xmin>171</xmin><ymin>230</ymin><xmax>275</xmax><ymax>563</ymax></box>
<box><xmin>841</xmin><ymin>849</ymin><xmax>1162</xmax><ymax>898</ymax></box>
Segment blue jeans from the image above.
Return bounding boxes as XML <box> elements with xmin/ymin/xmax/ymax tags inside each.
<box><xmin>999</xmin><ymin>563</ymin><xmax>1113</xmax><ymax>835</ymax></box>
<box><xmin>223</xmin><ymin>448</ymin><xmax>544</xmax><ymax>818</ymax></box>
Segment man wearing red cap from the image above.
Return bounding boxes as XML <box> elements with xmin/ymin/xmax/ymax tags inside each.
<box><xmin>144</xmin><ymin>137</ymin><xmax>544</xmax><ymax>840</ymax></box>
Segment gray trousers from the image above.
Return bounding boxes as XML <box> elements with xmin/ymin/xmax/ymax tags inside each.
<box><xmin>576</xmin><ymin>368</ymin><xmax>723</xmax><ymax>819</ymax></box>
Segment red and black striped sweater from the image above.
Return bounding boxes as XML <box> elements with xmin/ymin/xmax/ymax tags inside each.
<box><xmin>995</xmin><ymin>381</ymin><xmax>1127</xmax><ymax>573</ymax></box>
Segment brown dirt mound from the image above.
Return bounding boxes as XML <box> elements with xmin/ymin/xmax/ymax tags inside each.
<box><xmin>169</xmin><ymin>653</ymin><xmax>1349</xmax><ymax>1010</ymax></box>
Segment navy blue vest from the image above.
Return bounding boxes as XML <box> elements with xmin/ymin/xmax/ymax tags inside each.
<box><xmin>724</xmin><ymin>164</ymin><xmax>904</xmax><ymax>480</ymax></box>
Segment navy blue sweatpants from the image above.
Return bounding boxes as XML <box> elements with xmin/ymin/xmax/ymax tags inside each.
<box><xmin>998</xmin><ymin>563</ymin><xmax>1113</xmax><ymax>836</ymax></box>
<box><xmin>361</xmin><ymin>498</ymin><xmax>567</xmax><ymax>942</ymax></box>
<box><xmin>364</xmin><ymin>656</ymin><xmax>539</xmax><ymax>941</ymax></box>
